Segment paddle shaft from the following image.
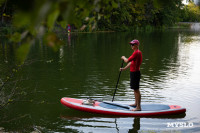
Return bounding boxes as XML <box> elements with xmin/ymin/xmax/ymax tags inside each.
<box><xmin>112</xmin><ymin>60</ymin><xmax>124</xmax><ymax>102</ymax></box>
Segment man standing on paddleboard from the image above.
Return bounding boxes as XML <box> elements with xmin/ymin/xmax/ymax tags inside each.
<box><xmin>120</xmin><ymin>39</ymin><xmax>142</xmax><ymax>111</ymax></box>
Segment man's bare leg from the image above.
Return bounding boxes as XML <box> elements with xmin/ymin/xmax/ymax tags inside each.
<box><xmin>131</xmin><ymin>89</ymin><xmax>141</xmax><ymax>111</ymax></box>
<box><xmin>130</xmin><ymin>91</ymin><xmax>137</xmax><ymax>107</ymax></box>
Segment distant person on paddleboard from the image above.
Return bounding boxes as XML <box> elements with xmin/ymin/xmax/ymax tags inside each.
<box><xmin>120</xmin><ymin>39</ymin><xmax>142</xmax><ymax>111</ymax></box>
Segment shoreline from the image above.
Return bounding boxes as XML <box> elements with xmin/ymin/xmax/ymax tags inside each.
<box><xmin>1</xmin><ymin>22</ymin><xmax>200</xmax><ymax>36</ymax></box>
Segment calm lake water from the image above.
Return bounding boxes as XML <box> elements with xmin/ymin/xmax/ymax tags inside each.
<box><xmin>0</xmin><ymin>29</ymin><xmax>200</xmax><ymax>132</ymax></box>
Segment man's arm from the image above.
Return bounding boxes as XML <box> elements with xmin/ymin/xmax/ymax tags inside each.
<box><xmin>120</xmin><ymin>62</ymin><xmax>131</xmax><ymax>71</ymax></box>
<box><xmin>121</xmin><ymin>56</ymin><xmax>129</xmax><ymax>63</ymax></box>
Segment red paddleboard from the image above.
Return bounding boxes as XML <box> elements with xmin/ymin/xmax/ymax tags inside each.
<box><xmin>60</xmin><ymin>97</ymin><xmax>186</xmax><ymax>117</ymax></box>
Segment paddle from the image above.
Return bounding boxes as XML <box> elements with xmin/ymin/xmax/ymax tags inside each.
<box><xmin>112</xmin><ymin>60</ymin><xmax>124</xmax><ymax>102</ymax></box>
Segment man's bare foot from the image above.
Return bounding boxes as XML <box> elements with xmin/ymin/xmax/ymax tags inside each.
<box><xmin>131</xmin><ymin>108</ymin><xmax>141</xmax><ymax>111</ymax></box>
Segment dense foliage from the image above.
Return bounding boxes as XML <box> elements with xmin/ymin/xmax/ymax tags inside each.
<box><xmin>98</xmin><ymin>0</ymin><xmax>184</xmax><ymax>31</ymax></box>
<box><xmin>1</xmin><ymin>0</ymin><xmax>199</xmax><ymax>32</ymax></box>
<box><xmin>181</xmin><ymin>2</ymin><xmax>200</xmax><ymax>22</ymax></box>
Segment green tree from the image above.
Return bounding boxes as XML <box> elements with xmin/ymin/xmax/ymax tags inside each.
<box><xmin>181</xmin><ymin>1</ymin><xmax>200</xmax><ymax>22</ymax></box>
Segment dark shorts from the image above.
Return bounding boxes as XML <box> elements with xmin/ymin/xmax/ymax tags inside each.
<box><xmin>130</xmin><ymin>71</ymin><xmax>141</xmax><ymax>90</ymax></box>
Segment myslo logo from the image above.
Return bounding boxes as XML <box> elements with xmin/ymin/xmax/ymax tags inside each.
<box><xmin>167</xmin><ymin>122</ymin><xmax>193</xmax><ymax>128</ymax></box>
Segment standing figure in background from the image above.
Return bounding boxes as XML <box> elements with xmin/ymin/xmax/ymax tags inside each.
<box><xmin>67</xmin><ymin>24</ymin><xmax>71</xmax><ymax>33</ymax></box>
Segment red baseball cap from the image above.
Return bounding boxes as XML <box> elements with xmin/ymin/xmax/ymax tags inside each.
<box><xmin>129</xmin><ymin>39</ymin><xmax>139</xmax><ymax>46</ymax></box>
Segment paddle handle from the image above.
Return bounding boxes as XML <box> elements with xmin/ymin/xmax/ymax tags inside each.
<box><xmin>112</xmin><ymin>60</ymin><xmax>124</xmax><ymax>102</ymax></box>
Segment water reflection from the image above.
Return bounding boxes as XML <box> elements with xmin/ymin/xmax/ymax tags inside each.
<box><xmin>58</xmin><ymin>30</ymin><xmax>200</xmax><ymax>132</ymax></box>
<box><xmin>191</xmin><ymin>23</ymin><xmax>200</xmax><ymax>31</ymax></box>
<box><xmin>60</xmin><ymin>112</ymin><xmax>186</xmax><ymax>133</ymax></box>
<box><xmin>128</xmin><ymin>118</ymin><xmax>140</xmax><ymax>133</ymax></box>
<box><xmin>160</xmin><ymin>33</ymin><xmax>200</xmax><ymax>103</ymax></box>
<box><xmin>1</xmin><ymin>30</ymin><xmax>200</xmax><ymax>132</ymax></box>
<box><xmin>60</xmin><ymin>116</ymin><xmax>141</xmax><ymax>133</ymax></box>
